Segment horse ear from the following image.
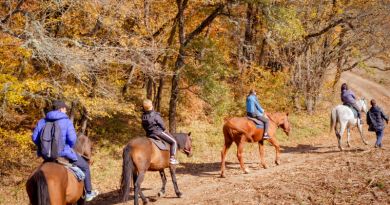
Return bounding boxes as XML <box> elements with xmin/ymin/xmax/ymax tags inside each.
<box><xmin>188</xmin><ymin>132</ymin><xmax>191</xmax><ymax>136</ymax></box>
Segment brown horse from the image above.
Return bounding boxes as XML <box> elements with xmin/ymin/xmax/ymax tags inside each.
<box><xmin>220</xmin><ymin>112</ymin><xmax>291</xmax><ymax>178</ymax></box>
<box><xmin>120</xmin><ymin>133</ymin><xmax>193</xmax><ymax>205</ymax></box>
<box><xmin>26</xmin><ymin>134</ymin><xmax>92</xmax><ymax>205</ymax></box>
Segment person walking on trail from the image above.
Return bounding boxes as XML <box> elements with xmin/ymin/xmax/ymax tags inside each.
<box><xmin>341</xmin><ymin>83</ymin><xmax>362</xmax><ymax>123</ymax></box>
<box><xmin>32</xmin><ymin>100</ymin><xmax>99</xmax><ymax>201</ymax></box>
<box><xmin>141</xmin><ymin>99</ymin><xmax>179</xmax><ymax>165</ymax></box>
<box><xmin>246</xmin><ymin>89</ymin><xmax>270</xmax><ymax>140</ymax></box>
<box><xmin>367</xmin><ymin>99</ymin><xmax>389</xmax><ymax>148</ymax></box>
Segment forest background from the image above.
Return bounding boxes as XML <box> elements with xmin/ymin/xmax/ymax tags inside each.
<box><xmin>0</xmin><ymin>0</ymin><xmax>389</xmax><ymax>203</ymax></box>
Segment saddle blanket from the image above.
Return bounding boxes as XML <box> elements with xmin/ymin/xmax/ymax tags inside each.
<box><xmin>247</xmin><ymin>117</ymin><xmax>264</xmax><ymax>129</ymax></box>
<box><xmin>343</xmin><ymin>104</ymin><xmax>358</xmax><ymax>118</ymax></box>
<box><xmin>149</xmin><ymin>138</ymin><xmax>169</xmax><ymax>151</ymax></box>
<box><xmin>56</xmin><ymin>158</ymin><xmax>85</xmax><ymax>182</ymax></box>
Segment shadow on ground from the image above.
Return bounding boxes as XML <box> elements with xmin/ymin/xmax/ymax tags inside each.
<box><xmin>281</xmin><ymin>144</ymin><xmax>367</xmax><ymax>154</ymax></box>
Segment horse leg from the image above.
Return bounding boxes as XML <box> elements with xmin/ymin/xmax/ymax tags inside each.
<box><xmin>169</xmin><ymin>165</ymin><xmax>182</xmax><ymax>198</ymax></box>
<box><xmin>347</xmin><ymin>128</ymin><xmax>351</xmax><ymax>148</ymax></box>
<box><xmin>237</xmin><ymin>141</ymin><xmax>249</xmax><ymax>174</ymax></box>
<box><xmin>157</xmin><ymin>170</ymin><xmax>167</xmax><ymax>197</ymax></box>
<box><xmin>267</xmin><ymin>138</ymin><xmax>281</xmax><ymax>165</ymax></box>
<box><xmin>134</xmin><ymin>172</ymin><xmax>148</xmax><ymax>205</ymax></box>
<box><xmin>258</xmin><ymin>140</ymin><xmax>268</xmax><ymax>169</ymax></box>
<box><xmin>338</xmin><ymin>123</ymin><xmax>347</xmax><ymax>151</ymax></box>
<box><xmin>220</xmin><ymin>138</ymin><xmax>233</xmax><ymax>178</ymax></box>
<box><xmin>358</xmin><ymin>123</ymin><xmax>368</xmax><ymax>145</ymax></box>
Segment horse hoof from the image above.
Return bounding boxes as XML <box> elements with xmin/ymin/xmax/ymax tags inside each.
<box><xmin>275</xmin><ymin>160</ymin><xmax>280</xmax><ymax>165</ymax></box>
<box><xmin>220</xmin><ymin>174</ymin><xmax>226</xmax><ymax>178</ymax></box>
<box><xmin>176</xmin><ymin>192</ymin><xmax>183</xmax><ymax>198</ymax></box>
<box><xmin>243</xmin><ymin>168</ymin><xmax>250</xmax><ymax>174</ymax></box>
<box><xmin>143</xmin><ymin>198</ymin><xmax>149</xmax><ymax>204</ymax></box>
<box><xmin>158</xmin><ymin>191</ymin><xmax>165</xmax><ymax>197</ymax></box>
<box><xmin>261</xmin><ymin>164</ymin><xmax>268</xmax><ymax>169</ymax></box>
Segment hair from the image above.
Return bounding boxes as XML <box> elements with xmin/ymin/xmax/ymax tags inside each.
<box><xmin>142</xmin><ymin>99</ymin><xmax>153</xmax><ymax>111</ymax></box>
<box><xmin>370</xmin><ymin>99</ymin><xmax>376</xmax><ymax>106</ymax></box>
<box><xmin>341</xmin><ymin>83</ymin><xmax>348</xmax><ymax>92</ymax></box>
<box><xmin>249</xmin><ymin>89</ymin><xmax>256</xmax><ymax>95</ymax></box>
<box><xmin>52</xmin><ymin>100</ymin><xmax>68</xmax><ymax>110</ymax></box>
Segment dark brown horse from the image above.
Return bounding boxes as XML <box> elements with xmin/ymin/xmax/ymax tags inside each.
<box><xmin>26</xmin><ymin>134</ymin><xmax>92</xmax><ymax>205</ymax></box>
<box><xmin>220</xmin><ymin>112</ymin><xmax>291</xmax><ymax>177</ymax></box>
<box><xmin>120</xmin><ymin>133</ymin><xmax>193</xmax><ymax>205</ymax></box>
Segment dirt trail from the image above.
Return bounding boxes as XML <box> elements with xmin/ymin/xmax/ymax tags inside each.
<box><xmin>88</xmin><ymin>72</ymin><xmax>390</xmax><ymax>205</ymax></box>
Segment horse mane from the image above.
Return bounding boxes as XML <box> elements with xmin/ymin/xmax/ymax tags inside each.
<box><xmin>172</xmin><ymin>133</ymin><xmax>188</xmax><ymax>150</ymax></box>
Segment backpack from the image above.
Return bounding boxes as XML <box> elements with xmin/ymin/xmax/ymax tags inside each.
<box><xmin>39</xmin><ymin>120</ymin><xmax>63</xmax><ymax>160</ymax></box>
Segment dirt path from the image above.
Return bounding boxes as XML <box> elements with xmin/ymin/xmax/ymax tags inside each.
<box><xmin>88</xmin><ymin>72</ymin><xmax>390</xmax><ymax>205</ymax></box>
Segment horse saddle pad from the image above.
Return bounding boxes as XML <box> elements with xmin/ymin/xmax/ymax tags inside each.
<box><xmin>343</xmin><ymin>104</ymin><xmax>358</xmax><ymax>118</ymax></box>
<box><xmin>149</xmin><ymin>138</ymin><xmax>169</xmax><ymax>151</ymax></box>
<box><xmin>247</xmin><ymin>117</ymin><xmax>264</xmax><ymax>129</ymax></box>
<box><xmin>56</xmin><ymin>158</ymin><xmax>85</xmax><ymax>182</ymax></box>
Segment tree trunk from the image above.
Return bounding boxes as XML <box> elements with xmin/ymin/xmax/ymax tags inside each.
<box><xmin>69</xmin><ymin>101</ymin><xmax>77</xmax><ymax>123</ymax></box>
<box><xmin>121</xmin><ymin>65</ymin><xmax>135</xmax><ymax>96</ymax></box>
<box><xmin>80</xmin><ymin>106</ymin><xmax>88</xmax><ymax>135</ymax></box>
<box><xmin>146</xmin><ymin>76</ymin><xmax>153</xmax><ymax>99</ymax></box>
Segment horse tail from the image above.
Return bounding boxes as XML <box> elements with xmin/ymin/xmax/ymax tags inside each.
<box><xmin>27</xmin><ymin>170</ymin><xmax>50</xmax><ymax>205</ymax></box>
<box><xmin>330</xmin><ymin>108</ymin><xmax>337</xmax><ymax>135</ymax></box>
<box><xmin>120</xmin><ymin>144</ymin><xmax>134</xmax><ymax>202</ymax></box>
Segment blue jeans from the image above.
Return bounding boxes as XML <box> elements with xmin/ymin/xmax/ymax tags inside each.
<box><xmin>72</xmin><ymin>154</ymin><xmax>92</xmax><ymax>193</ymax></box>
<box><xmin>375</xmin><ymin>129</ymin><xmax>384</xmax><ymax>147</ymax></box>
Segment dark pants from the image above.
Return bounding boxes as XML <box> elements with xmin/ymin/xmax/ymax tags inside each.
<box><xmin>375</xmin><ymin>129</ymin><xmax>384</xmax><ymax>147</ymax></box>
<box><xmin>72</xmin><ymin>154</ymin><xmax>92</xmax><ymax>193</ymax></box>
<box><xmin>157</xmin><ymin>131</ymin><xmax>177</xmax><ymax>157</ymax></box>
<box><xmin>247</xmin><ymin>112</ymin><xmax>269</xmax><ymax>133</ymax></box>
<box><xmin>344</xmin><ymin>102</ymin><xmax>361</xmax><ymax>119</ymax></box>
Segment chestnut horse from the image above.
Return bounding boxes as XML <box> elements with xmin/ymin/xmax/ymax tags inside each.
<box><xmin>26</xmin><ymin>134</ymin><xmax>92</xmax><ymax>205</ymax></box>
<box><xmin>120</xmin><ymin>133</ymin><xmax>193</xmax><ymax>205</ymax></box>
<box><xmin>220</xmin><ymin>112</ymin><xmax>291</xmax><ymax>177</ymax></box>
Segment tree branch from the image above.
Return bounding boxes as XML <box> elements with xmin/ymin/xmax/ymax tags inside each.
<box><xmin>183</xmin><ymin>4</ymin><xmax>225</xmax><ymax>46</ymax></box>
<box><xmin>1</xmin><ymin>0</ymin><xmax>26</xmax><ymax>24</ymax></box>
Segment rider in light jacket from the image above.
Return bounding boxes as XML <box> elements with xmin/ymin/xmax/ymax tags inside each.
<box><xmin>246</xmin><ymin>89</ymin><xmax>270</xmax><ymax>139</ymax></box>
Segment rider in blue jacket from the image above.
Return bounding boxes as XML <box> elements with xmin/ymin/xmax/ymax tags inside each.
<box><xmin>341</xmin><ymin>83</ymin><xmax>362</xmax><ymax>122</ymax></box>
<box><xmin>246</xmin><ymin>89</ymin><xmax>270</xmax><ymax>139</ymax></box>
<box><xmin>32</xmin><ymin>100</ymin><xmax>98</xmax><ymax>201</ymax></box>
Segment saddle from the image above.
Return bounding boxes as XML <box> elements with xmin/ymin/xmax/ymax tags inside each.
<box><xmin>343</xmin><ymin>104</ymin><xmax>358</xmax><ymax>118</ymax></box>
<box><xmin>247</xmin><ymin>117</ymin><xmax>264</xmax><ymax>129</ymax></box>
<box><xmin>56</xmin><ymin>157</ymin><xmax>85</xmax><ymax>182</ymax></box>
<box><xmin>149</xmin><ymin>137</ymin><xmax>169</xmax><ymax>151</ymax></box>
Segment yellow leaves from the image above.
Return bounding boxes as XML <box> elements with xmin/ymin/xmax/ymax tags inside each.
<box><xmin>81</xmin><ymin>98</ymin><xmax>136</xmax><ymax>118</ymax></box>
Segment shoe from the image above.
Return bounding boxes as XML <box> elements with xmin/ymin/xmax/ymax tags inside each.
<box><xmin>85</xmin><ymin>190</ymin><xmax>99</xmax><ymax>202</ymax></box>
<box><xmin>263</xmin><ymin>133</ymin><xmax>271</xmax><ymax>140</ymax></box>
<box><xmin>169</xmin><ymin>157</ymin><xmax>179</xmax><ymax>165</ymax></box>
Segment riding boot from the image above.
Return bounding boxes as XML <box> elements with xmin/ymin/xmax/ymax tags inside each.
<box><xmin>263</xmin><ymin>132</ymin><xmax>271</xmax><ymax>140</ymax></box>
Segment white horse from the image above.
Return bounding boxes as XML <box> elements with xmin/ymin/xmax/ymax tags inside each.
<box><xmin>330</xmin><ymin>99</ymin><xmax>368</xmax><ymax>151</ymax></box>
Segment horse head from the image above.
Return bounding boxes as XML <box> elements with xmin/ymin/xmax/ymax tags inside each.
<box><xmin>74</xmin><ymin>133</ymin><xmax>93</xmax><ymax>163</ymax></box>
<box><xmin>173</xmin><ymin>132</ymin><xmax>193</xmax><ymax>157</ymax></box>
<box><xmin>269</xmin><ymin>112</ymin><xmax>291</xmax><ymax>136</ymax></box>
<box><xmin>358</xmin><ymin>98</ymin><xmax>368</xmax><ymax>113</ymax></box>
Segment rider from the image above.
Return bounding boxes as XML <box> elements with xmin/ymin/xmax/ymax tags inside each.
<box><xmin>32</xmin><ymin>100</ymin><xmax>98</xmax><ymax>201</ymax></box>
<box><xmin>340</xmin><ymin>83</ymin><xmax>362</xmax><ymax>123</ymax></box>
<box><xmin>141</xmin><ymin>99</ymin><xmax>179</xmax><ymax>165</ymax></box>
<box><xmin>246</xmin><ymin>89</ymin><xmax>270</xmax><ymax>139</ymax></box>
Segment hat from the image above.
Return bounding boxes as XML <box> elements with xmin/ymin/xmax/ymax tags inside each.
<box><xmin>142</xmin><ymin>99</ymin><xmax>153</xmax><ymax>111</ymax></box>
<box><xmin>53</xmin><ymin>100</ymin><xmax>69</xmax><ymax>110</ymax></box>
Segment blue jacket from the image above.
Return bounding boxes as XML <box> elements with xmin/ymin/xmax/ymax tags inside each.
<box><xmin>142</xmin><ymin>110</ymin><xmax>166</xmax><ymax>137</ymax></box>
<box><xmin>367</xmin><ymin>106</ymin><xmax>389</xmax><ymax>131</ymax></box>
<box><xmin>341</xmin><ymin>89</ymin><xmax>356</xmax><ymax>104</ymax></box>
<box><xmin>32</xmin><ymin>111</ymin><xmax>78</xmax><ymax>161</ymax></box>
<box><xmin>246</xmin><ymin>94</ymin><xmax>265</xmax><ymax>117</ymax></box>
